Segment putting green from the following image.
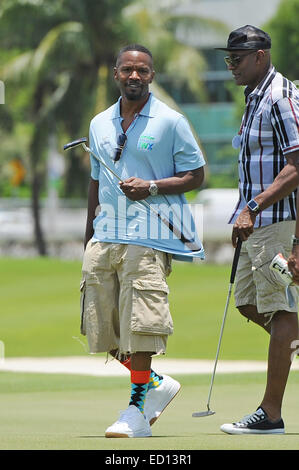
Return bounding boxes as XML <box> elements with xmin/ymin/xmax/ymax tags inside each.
<box><xmin>0</xmin><ymin>258</ymin><xmax>269</xmax><ymax>360</ymax></box>
<box><xmin>1</xmin><ymin>371</ymin><xmax>299</xmax><ymax>450</ymax></box>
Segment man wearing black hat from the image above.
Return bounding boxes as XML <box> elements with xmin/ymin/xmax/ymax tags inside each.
<box><xmin>217</xmin><ymin>25</ymin><xmax>299</xmax><ymax>434</ymax></box>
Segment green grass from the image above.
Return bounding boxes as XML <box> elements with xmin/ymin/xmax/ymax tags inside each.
<box><xmin>0</xmin><ymin>257</ymin><xmax>269</xmax><ymax>359</ymax></box>
<box><xmin>1</xmin><ymin>257</ymin><xmax>297</xmax><ymax>451</ymax></box>
<box><xmin>0</xmin><ymin>257</ymin><xmax>81</xmax><ymax>357</ymax></box>
<box><xmin>1</xmin><ymin>370</ymin><xmax>299</xmax><ymax>450</ymax></box>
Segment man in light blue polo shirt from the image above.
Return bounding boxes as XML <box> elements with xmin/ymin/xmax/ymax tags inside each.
<box><xmin>81</xmin><ymin>44</ymin><xmax>205</xmax><ymax>438</ymax></box>
<box><xmin>89</xmin><ymin>80</ymin><xmax>205</xmax><ymax>258</ymax></box>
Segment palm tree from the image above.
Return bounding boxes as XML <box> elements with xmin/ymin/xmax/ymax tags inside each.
<box><xmin>1</xmin><ymin>0</ymin><xmax>134</xmax><ymax>254</ymax></box>
<box><xmin>123</xmin><ymin>0</ymin><xmax>227</xmax><ymax>102</ymax></box>
<box><xmin>0</xmin><ymin>0</ymin><xmax>225</xmax><ymax>255</ymax></box>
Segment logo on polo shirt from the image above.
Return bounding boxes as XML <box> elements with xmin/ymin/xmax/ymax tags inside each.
<box><xmin>137</xmin><ymin>135</ymin><xmax>155</xmax><ymax>151</ymax></box>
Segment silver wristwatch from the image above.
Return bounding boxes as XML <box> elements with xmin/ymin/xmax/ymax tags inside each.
<box><xmin>149</xmin><ymin>180</ymin><xmax>158</xmax><ymax>196</ymax></box>
<box><xmin>247</xmin><ymin>198</ymin><xmax>261</xmax><ymax>214</ymax></box>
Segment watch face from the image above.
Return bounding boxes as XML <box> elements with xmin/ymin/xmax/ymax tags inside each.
<box><xmin>149</xmin><ymin>182</ymin><xmax>158</xmax><ymax>196</ymax></box>
<box><xmin>248</xmin><ymin>199</ymin><xmax>259</xmax><ymax>212</ymax></box>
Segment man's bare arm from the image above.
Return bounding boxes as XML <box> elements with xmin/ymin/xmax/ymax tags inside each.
<box><xmin>119</xmin><ymin>167</ymin><xmax>204</xmax><ymax>201</ymax></box>
<box><xmin>84</xmin><ymin>178</ymin><xmax>99</xmax><ymax>250</ymax></box>
<box><xmin>253</xmin><ymin>150</ymin><xmax>299</xmax><ymax>211</ymax></box>
<box><xmin>232</xmin><ymin>150</ymin><xmax>299</xmax><ymax>246</ymax></box>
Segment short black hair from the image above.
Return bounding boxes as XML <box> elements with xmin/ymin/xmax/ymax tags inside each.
<box><xmin>116</xmin><ymin>44</ymin><xmax>153</xmax><ymax>66</ymax></box>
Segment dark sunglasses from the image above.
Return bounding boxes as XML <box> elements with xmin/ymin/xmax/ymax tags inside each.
<box><xmin>114</xmin><ymin>133</ymin><xmax>127</xmax><ymax>162</ymax></box>
<box><xmin>224</xmin><ymin>50</ymin><xmax>257</xmax><ymax>67</ymax></box>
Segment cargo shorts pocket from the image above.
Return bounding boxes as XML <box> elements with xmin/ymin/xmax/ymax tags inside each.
<box><xmin>131</xmin><ymin>279</ymin><xmax>173</xmax><ymax>335</ymax></box>
<box><xmin>252</xmin><ymin>246</ymin><xmax>287</xmax><ymax>290</ymax></box>
<box><xmin>80</xmin><ymin>278</ymin><xmax>86</xmax><ymax>335</ymax></box>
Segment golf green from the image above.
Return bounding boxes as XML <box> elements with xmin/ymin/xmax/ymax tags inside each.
<box><xmin>0</xmin><ymin>257</ymin><xmax>269</xmax><ymax>360</ymax></box>
<box><xmin>0</xmin><ymin>371</ymin><xmax>298</xmax><ymax>450</ymax></box>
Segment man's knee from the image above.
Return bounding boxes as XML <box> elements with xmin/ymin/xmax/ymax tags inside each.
<box><xmin>237</xmin><ymin>304</ymin><xmax>271</xmax><ymax>332</ymax></box>
<box><xmin>237</xmin><ymin>304</ymin><xmax>257</xmax><ymax>320</ymax></box>
<box><xmin>271</xmin><ymin>311</ymin><xmax>298</xmax><ymax>333</ymax></box>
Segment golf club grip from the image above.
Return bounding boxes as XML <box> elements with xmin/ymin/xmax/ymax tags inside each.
<box><xmin>63</xmin><ymin>137</ymin><xmax>87</xmax><ymax>150</ymax></box>
<box><xmin>230</xmin><ymin>238</ymin><xmax>242</xmax><ymax>284</ymax></box>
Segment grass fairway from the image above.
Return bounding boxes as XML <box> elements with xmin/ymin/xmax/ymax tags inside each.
<box><xmin>0</xmin><ymin>257</ymin><xmax>269</xmax><ymax>360</ymax></box>
<box><xmin>2</xmin><ymin>257</ymin><xmax>297</xmax><ymax>452</ymax></box>
<box><xmin>0</xmin><ymin>371</ymin><xmax>299</xmax><ymax>450</ymax></box>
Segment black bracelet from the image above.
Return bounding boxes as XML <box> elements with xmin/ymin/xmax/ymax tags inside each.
<box><xmin>292</xmin><ymin>235</ymin><xmax>299</xmax><ymax>246</ymax></box>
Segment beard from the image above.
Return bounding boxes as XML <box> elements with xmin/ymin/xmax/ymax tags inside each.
<box><xmin>123</xmin><ymin>82</ymin><xmax>148</xmax><ymax>101</ymax></box>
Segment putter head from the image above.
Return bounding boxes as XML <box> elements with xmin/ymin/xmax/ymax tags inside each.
<box><xmin>63</xmin><ymin>137</ymin><xmax>87</xmax><ymax>151</ymax></box>
<box><xmin>192</xmin><ymin>409</ymin><xmax>215</xmax><ymax>418</ymax></box>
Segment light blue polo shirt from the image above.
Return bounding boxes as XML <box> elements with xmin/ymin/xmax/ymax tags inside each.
<box><xmin>89</xmin><ymin>93</ymin><xmax>205</xmax><ymax>260</ymax></box>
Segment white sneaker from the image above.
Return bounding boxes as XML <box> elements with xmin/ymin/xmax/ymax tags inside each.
<box><xmin>144</xmin><ymin>375</ymin><xmax>181</xmax><ymax>426</ymax></box>
<box><xmin>220</xmin><ymin>407</ymin><xmax>285</xmax><ymax>435</ymax></box>
<box><xmin>105</xmin><ymin>405</ymin><xmax>152</xmax><ymax>438</ymax></box>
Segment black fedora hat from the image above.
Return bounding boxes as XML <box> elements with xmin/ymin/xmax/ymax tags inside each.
<box><xmin>216</xmin><ymin>25</ymin><xmax>271</xmax><ymax>51</ymax></box>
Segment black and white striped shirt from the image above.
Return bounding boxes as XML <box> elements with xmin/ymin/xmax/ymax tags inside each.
<box><xmin>230</xmin><ymin>66</ymin><xmax>299</xmax><ymax>227</ymax></box>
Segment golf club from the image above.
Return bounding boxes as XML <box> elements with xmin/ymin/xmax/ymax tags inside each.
<box><xmin>63</xmin><ymin>137</ymin><xmax>201</xmax><ymax>252</ymax></box>
<box><xmin>192</xmin><ymin>237</ymin><xmax>242</xmax><ymax>417</ymax></box>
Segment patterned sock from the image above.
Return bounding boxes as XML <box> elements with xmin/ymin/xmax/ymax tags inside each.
<box><xmin>120</xmin><ymin>358</ymin><xmax>163</xmax><ymax>391</ymax></box>
<box><xmin>148</xmin><ymin>370</ymin><xmax>163</xmax><ymax>390</ymax></box>
<box><xmin>129</xmin><ymin>370</ymin><xmax>151</xmax><ymax>414</ymax></box>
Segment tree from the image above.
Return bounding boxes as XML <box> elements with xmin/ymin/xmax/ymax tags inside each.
<box><xmin>0</xmin><ymin>0</ymin><xmax>222</xmax><ymax>255</ymax></box>
<box><xmin>264</xmin><ymin>0</ymin><xmax>299</xmax><ymax>81</ymax></box>
<box><xmin>1</xmin><ymin>0</ymin><xmax>134</xmax><ymax>254</ymax></box>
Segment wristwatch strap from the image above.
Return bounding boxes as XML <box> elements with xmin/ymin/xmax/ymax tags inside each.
<box><xmin>292</xmin><ymin>235</ymin><xmax>299</xmax><ymax>246</ymax></box>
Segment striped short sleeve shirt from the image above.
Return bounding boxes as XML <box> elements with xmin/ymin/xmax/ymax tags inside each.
<box><xmin>229</xmin><ymin>66</ymin><xmax>299</xmax><ymax>227</ymax></box>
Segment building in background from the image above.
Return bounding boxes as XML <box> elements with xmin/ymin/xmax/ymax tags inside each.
<box><xmin>0</xmin><ymin>0</ymin><xmax>283</xmax><ymax>255</ymax></box>
<box><xmin>156</xmin><ymin>0</ymin><xmax>281</xmax><ymax>186</ymax></box>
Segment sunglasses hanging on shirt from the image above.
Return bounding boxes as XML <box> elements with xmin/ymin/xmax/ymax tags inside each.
<box><xmin>114</xmin><ymin>133</ymin><xmax>127</xmax><ymax>162</ymax></box>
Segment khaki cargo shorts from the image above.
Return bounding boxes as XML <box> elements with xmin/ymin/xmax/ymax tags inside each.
<box><xmin>80</xmin><ymin>241</ymin><xmax>173</xmax><ymax>355</ymax></box>
<box><xmin>235</xmin><ymin>221</ymin><xmax>298</xmax><ymax>315</ymax></box>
